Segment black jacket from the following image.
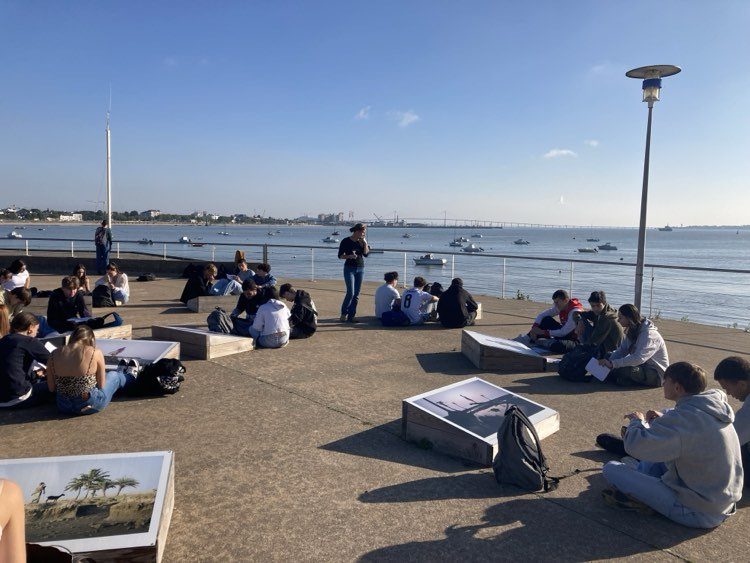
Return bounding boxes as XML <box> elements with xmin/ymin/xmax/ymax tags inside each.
<box><xmin>289</xmin><ymin>290</ymin><xmax>317</xmax><ymax>336</ymax></box>
<box><xmin>180</xmin><ymin>275</ymin><xmax>213</xmax><ymax>304</ymax></box>
<box><xmin>437</xmin><ymin>284</ymin><xmax>478</xmax><ymax>328</ymax></box>
<box><xmin>231</xmin><ymin>291</ymin><xmax>267</xmax><ymax>318</ymax></box>
<box><xmin>0</xmin><ymin>333</ymin><xmax>51</xmax><ymax>403</ymax></box>
<box><xmin>47</xmin><ymin>288</ymin><xmax>92</xmax><ymax>333</ymax></box>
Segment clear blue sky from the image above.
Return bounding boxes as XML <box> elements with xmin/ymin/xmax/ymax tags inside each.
<box><xmin>1</xmin><ymin>1</ymin><xmax>748</xmax><ymax>225</ymax></box>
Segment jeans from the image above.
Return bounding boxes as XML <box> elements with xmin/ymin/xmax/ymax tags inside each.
<box><xmin>95</xmin><ymin>244</ymin><xmax>110</xmax><ymax>275</ymax></box>
<box><xmin>56</xmin><ymin>370</ymin><xmax>135</xmax><ymax>416</ymax></box>
<box><xmin>231</xmin><ymin>316</ymin><xmax>255</xmax><ymax>337</ymax></box>
<box><xmin>210</xmin><ymin>279</ymin><xmax>243</xmax><ymax>296</ymax></box>
<box><xmin>112</xmin><ymin>289</ymin><xmax>129</xmax><ymax>304</ymax></box>
<box><xmin>341</xmin><ymin>266</ymin><xmax>364</xmax><ymax>320</ymax></box>
<box><xmin>603</xmin><ymin>460</ymin><xmax>733</xmax><ymax>528</ymax></box>
<box><xmin>248</xmin><ymin>326</ymin><xmax>289</xmax><ymax>349</ymax></box>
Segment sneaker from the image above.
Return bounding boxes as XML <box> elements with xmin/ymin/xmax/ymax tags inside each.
<box><xmin>117</xmin><ymin>359</ymin><xmax>128</xmax><ymax>373</ymax></box>
<box><xmin>601</xmin><ymin>488</ymin><xmax>655</xmax><ymax>514</ymax></box>
<box><xmin>339</xmin><ymin>315</ymin><xmax>347</xmax><ymax>322</ymax></box>
<box><xmin>596</xmin><ymin>433</ymin><xmax>627</xmax><ymax>456</ymax></box>
<box><xmin>513</xmin><ymin>333</ymin><xmax>532</xmax><ymax>345</ymax></box>
<box><xmin>125</xmin><ymin>359</ymin><xmax>140</xmax><ymax>378</ymax></box>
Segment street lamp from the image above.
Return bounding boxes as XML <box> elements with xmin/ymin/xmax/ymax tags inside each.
<box><xmin>626</xmin><ymin>64</ymin><xmax>681</xmax><ymax>311</ymax></box>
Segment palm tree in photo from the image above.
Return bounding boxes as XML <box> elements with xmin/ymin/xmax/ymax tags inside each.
<box><xmin>101</xmin><ymin>479</ymin><xmax>116</xmax><ymax>497</ymax></box>
<box><xmin>65</xmin><ymin>476</ymin><xmax>88</xmax><ymax>500</ymax></box>
<box><xmin>113</xmin><ymin>477</ymin><xmax>140</xmax><ymax>496</ymax></box>
<box><xmin>82</xmin><ymin>468</ymin><xmax>111</xmax><ymax>498</ymax></box>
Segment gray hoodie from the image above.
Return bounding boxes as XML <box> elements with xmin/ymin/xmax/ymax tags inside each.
<box><xmin>609</xmin><ymin>319</ymin><xmax>669</xmax><ymax>381</ymax></box>
<box><xmin>624</xmin><ymin>389</ymin><xmax>743</xmax><ymax>516</ymax></box>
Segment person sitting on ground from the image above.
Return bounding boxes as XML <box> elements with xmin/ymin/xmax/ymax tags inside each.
<box><xmin>0</xmin><ymin>269</ymin><xmax>12</xmax><ymax>291</ymax></box>
<box><xmin>374</xmin><ymin>271</ymin><xmax>404</xmax><ymax>323</ymax></box>
<box><xmin>0</xmin><ymin>313</ymin><xmax>52</xmax><ymax>409</ymax></box>
<box><xmin>0</xmin><ymin>305</ymin><xmax>9</xmax><ymax>338</ymax></box>
<box><xmin>280</xmin><ymin>283</ymin><xmax>317</xmax><ymax>339</ymax></box>
<box><xmin>514</xmin><ymin>289</ymin><xmax>583</xmax><ymax>353</ymax></box>
<box><xmin>73</xmin><ymin>263</ymin><xmax>92</xmax><ymax>294</ymax></box>
<box><xmin>401</xmin><ymin>277</ymin><xmax>439</xmax><ymax>326</ymax></box>
<box><xmin>47</xmin><ymin>276</ymin><xmax>92</xmax><ymax>334</ymax></box>
<box><xmin>2</xmin><ymin>260</ymin><xmax>32</xmax><ymax>293</ymax></box>
<box><xmin>229</xmin><ymin>259</ymin><xmax>255</xmax><ymax>283</ymax></box>
<box><xmin>249</xmin><ymin>286</ymin><xmax>291</xmax><ymax>348</ymax></box>
<box><xmin>436</xmin><ymin>278</ymin><xmax>478</xmax><ymax>328</ymax></box>
<box><xmin>95</xmin><ymin>262</ymin><xmax>130</xmax><ymax>304</ymax></box>
<box><xmin>230</xmin><ymin>280</ymin><xmax>268</xmax><ymax>336</ymax></box>
<box><xmin>558</xmin><ymin>290</ymin><xmax>624</xmax><ymax>381</ymax></box>
<box><xmin>597</xmin><ymin>303</ymin><xmax>669</xmax><ymax>387</ymax></box>
<box><xmin>252</xmin><ymin>263</ymin><xmax>277</xmax><ymax>288</ymax></box>
<box><xmin>180</xmin><ymin>263</ymin><xmax>217</xmax><ymax>304</ymax></box>
<box><xmin>1</xmin><ymin>287</ymin><xmax>31</xmax><ymax>321</ymax></box>
<box><xmin>47</xmin><ymin>325</ymin><xmax>139</xmax><ymax>416</ymax></box>
<box><xmin>0</xmin><ymin>478</ymin><xmax>26</xmax><ymax>561</ymax></box>
<box><xmin>714</xmin><ymin>356</ymin><xmax>750</xmax><ymax>481</ymax></box>
<box><xmin>601</xmin><ymin>362</ymin><xmax>743</xmax><ymax>529</ymax></box>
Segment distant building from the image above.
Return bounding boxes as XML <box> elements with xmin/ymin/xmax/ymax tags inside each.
<box><xmin>59</xmin><ymin>213</ymin><xmax>83</xmax><ymax>222</ymax></box>
<box><xmin>145</xmin><ymin>209</ymin><xmax>161</xmax><ymax>218</ymax></box>
<box><xmin>211</xmin><ymin>214</ymin><xmax>220</xmax><ymax>221</ymax></box>
<box><xmin>336</xmin><ymin>212</ymin><xmax>344</xmax><ymax>222</ymax></box>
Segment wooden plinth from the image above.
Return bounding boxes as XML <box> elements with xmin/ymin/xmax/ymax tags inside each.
<box><xmin>151</xmin><ymin>325</ymin><xmax>253</xmax><ymax>359</ymax></box>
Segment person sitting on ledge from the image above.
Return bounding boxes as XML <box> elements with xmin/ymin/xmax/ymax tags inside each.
<box><xmin>47</xmin><ymin>276</ymin><xmax>92</xmax><ymax>334</ymax></box>
<box><xmin>73</xmin><ymin>263</ymin><xmax>92</xmax><ymax>294</ymax></box>
<box><xmin>228</xmin><ymin>259</ymin><xmax>255</xmax><ymax>284</ymax></box>
<box><xmin>598</xmin><ymin>303</ymin><xmax>668</xmax><ymax>387</ymax></box>
<box><xmin>249</xmin><ymin>286</ymin><xmax>290</xmax><ymax>349</ymax></box>
<box><xmin>436</xmin><ymin>277</ymin><xmax>478</xmax><ymax>328</ymax></box>
<box><xmin>180</xmin><ymin>263</ymin><xmax>217</xmax><ymax>304</ymax></box>
<box><xmin>1</xmin><ymin>287</ymin><xmax>31</xmax><ymax>322</ymax></box>
<box><xmin>47</xmin><ymin>325</ymin><xmax>139</xmax><ymax>416</ymax></box>
<box><xmin>0</xmin><ymin>313</ymin><xmax>52</xmax><ymax>409</ymax></box>
<box><xmin>95</xmin><ymin>262</ymin><xmax>130</xmax><ymax>304</ymax></box>
<box><xmin>2</xmin><ymin>260</ymin><xmax>32</xmax><ymax>292</ymax></box>
<box><xmin>280</xmin><ymin>283</ymin><xmax>317</xmax><ymax>339</ymax></box>
<box><xmin>252</xmin><ymin>263</ymin><xmax>277</xmax><ymax>288</ymax></box>
<box><xmin>230</xmin><ymin>280</ymin><xmax>267</xmax><ymax>337</ymax></box>
<box><xmin>514</xmin><ymin>289</ymin><xmax>583</xmax><ymax>353</ymax></box>
<box><xmin>401</xmin><ymin>277</ymin><xmax>438</xmax><ymax>326</ymax></box>
<box><xmin>601</xmin><ymin>362</ymin><xmax>743</xmax><ymax>529</ymax></box>
<box><xmin>375</xmin><ymin>271</ymin><xmax>407</xmax><ymax>326</ymax></box>
<box><xmin>714</xmin><ymin>357</ymin><xmax>750</xmax><ymax>479</ymax></box>
<box><xmin>0</xmin><ymin>269</ymin><xmax>13</xmax><ymax>291</ymax></box>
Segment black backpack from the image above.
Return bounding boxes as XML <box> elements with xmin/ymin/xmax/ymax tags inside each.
<box><xmin>493</xmin><ymin>405</ymin><xmax>558</xmax><ymax>492</ymax></box>
<box><xmin>207</xmin><ymin>307</ymin><xmax>233</xmax><ymax>334</ymax></box>
<box><xmin>92</xmin><ymin>284</ymin><xmax>115</xmax><ymax>308</ymax></box>
<box><xmin>137</xmin><ymin>273</ymin><xmax>156</xmax><ymax>282</ymax></box>
<box><xmin>557</xmin><ymin>345</ymin><xmax>596</xmax><ymax>382</ymax></box>
<box><xmin>127</xmin><ymin>359</ymin><xmax>185</xmax><ymax>396</ymax></box>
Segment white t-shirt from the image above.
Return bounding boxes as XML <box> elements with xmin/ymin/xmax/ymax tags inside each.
<box><xmin>3</xmin><ymin>270</ymin><xmax>29</xmax><ymax>291</ymax></box>
<box><xmin>401</xmin><ymin>287</ymin><xmax>434</xmax><ymax>324</ymax></box>
<box><xmin>374</xmin><ymin>283</ymin><xmax>400</xmax><ymax>317</ymax></box>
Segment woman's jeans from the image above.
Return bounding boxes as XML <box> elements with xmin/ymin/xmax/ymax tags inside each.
<box><xmin>603</xmin><ymin>460</ymin><xmax>733</xmax><ymax>528</ymax></box>
<box><xmin>112</xmin><ymin>289</ymin><xmax>129</xmax><ymax>304</ymax></box>
<box><xmin>341</xmin><ymin>266</ymin><xmax>364</xmax><ymax>320</ymax></box>
<box><xmin>211</xmin><ymin>279</ymin><xmax>243</xmax><ymax>296</ymax></box>
<box><xmin>56</xmin><ymin>370</ymin><xmax>135</xmax><ymax>416</ymax></box>
<box><xmin>248</xmin><ymin>326</ymin><xmax>289</xmax><ymax>349</ymax></box>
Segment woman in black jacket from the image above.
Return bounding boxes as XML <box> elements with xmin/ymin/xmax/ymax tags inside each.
<box><xmin>436</xmin><ymin>278</ymin><xmax>478</xmax><ymax>328</ymax></box>
<box><xmin>280</xmin><ymin>284</ymin><xmax>317</xmax><ymax>339</ymax></box>
<box><xmin>0</xmin><ymin>313</ymin><xmax>52</xmax><ymax>409</ymax></box>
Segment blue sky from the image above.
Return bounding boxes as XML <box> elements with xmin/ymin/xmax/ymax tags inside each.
<box><xmin>1</xmin><ymin>1</ymin><xmax>748</xmax><ymax>225</ymax></box>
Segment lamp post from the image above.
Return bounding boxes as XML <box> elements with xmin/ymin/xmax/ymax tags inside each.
<box><xmin>626</xmin><ymin>65</ymin><xmax>681</xmax><ymax>311</ymax></box>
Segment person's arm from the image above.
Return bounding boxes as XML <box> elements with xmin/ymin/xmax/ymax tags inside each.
<box><xmin>231</xmin><ymin>295</ymin><xmax>246</xmax><ymax>318</ymax></box>
<box><xmin>106</xmin><ymin>228</ymin><xmax>113</xmax><ymax>249</ymax></box>
<box><xmin>466</xmin><ymin>292</ymin><xmax>478</xmax><ymax>312</ymax></box>
<box><xmin>252</xmin><ymin>307</ymin><xmax>265</xmax><ymax>332</ymax></box>
<box><xmin>610</xmin><ymin>327</ymin><xmax>662</xmax><ymax>369</ymax></box>
<box><xmin>113</xmin><ymin>274</ymin><xmax>127</xmax><ymax>290</ymax></box>
<box><xmin>266</xmin><ymin>274</ymin><xmax>277</xmax><ymax>287</ymax></box>
<box><xmin>95</xmin><ymin>275</ymin><xmax>107</xmax><ymax>287</ymax></box>
<box><xmin>95</xmin><ymin>350</ymin><xmax>106</xmax><ymax>389</ymax></box>
<box><xmin>623</xmin><ymin>413</ymin><xmax>682</xmax><ymax>462</ymax></box>
<box><xmin>0</xmin><ymin>480</ymin><xmax>27</xmax><ymax>563</ymax></box>
<box><xmin>533</xmin><ymin>306</ymin><xmax>558</xmax><ymax>326</ymax></box>
<box><xmin>338</xmin><ymin>239</ymin><xmax>349</xmax><ymax>260</ymax></box>
<box><xmin>546</xmin><ymin>310</ymin><xmax>580</xmax><ymax>338</ymax></box>
<box><xmin>24</xmin><ymin>274</ymin><xmax>30</xmax><ymax>289</ymax></box>
<box><xmin>361</xmin><ymin>238</ymin><xmax>370</xmax><ymax>257</ymax></box>
<box><xmin>83</xmin><ymin>277</ymin><xmax>91</xmax><ymax>293</ymax></box>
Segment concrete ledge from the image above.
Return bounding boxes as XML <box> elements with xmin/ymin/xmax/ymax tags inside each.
<box><xmin>185</xmin><ymin>295</ymin><xmax>238</xmax><ymax>313</ymax></box>
<box><xmin>41</xmin><ymin>324</ymin><xmax>133</xmax><ymax>347</ymax></box>
<box><xmin>151</xmin><ymin>325</ymin><xmax>253</xmax><ymax>359</ymax></box>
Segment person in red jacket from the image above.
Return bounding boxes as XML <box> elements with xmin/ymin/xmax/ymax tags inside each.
<box><xmin>514</xmin><ymin>289</ymin><xmax>583</xmax><ymax>353</ymax></box>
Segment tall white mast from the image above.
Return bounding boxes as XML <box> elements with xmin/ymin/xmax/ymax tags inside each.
<box><xmin>105</xmin><ymin>89</ymin><xmax>112</xmax><ymax>229</ymax></box>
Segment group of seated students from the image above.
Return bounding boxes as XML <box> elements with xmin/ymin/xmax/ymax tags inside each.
<box><xmin>374</xmin><ymin>271</ymin><xmax>479</xmax><ymax>328</ymax></box>
<box><xmin>1</xmin><ymin>259</ymin><xmax>34</xmax><ymax>295</ymax></box>
<box><xmin>181</xmin><ymin>261</ymin><xmax>316</xmax><ymax>349</ymax></box>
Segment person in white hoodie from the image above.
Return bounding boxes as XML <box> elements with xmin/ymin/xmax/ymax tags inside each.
<box><xmin>714</xmin><ymin>356</ymin><xmax>750</xmax><ymax>480</ymax></box>
<box><xmin>602</xmin><ymin>361</ymin><xmax>743</xmax><ymax>528</ymax></box>
<box><xmin>598</xmin><ymin>304</ymin><xmax>669</xmax><ymax>387</ymax></box>
<box><xmin>249</xmin><ymin>286</ymin><xmax>291</xmax><ymax>349</ymax></box>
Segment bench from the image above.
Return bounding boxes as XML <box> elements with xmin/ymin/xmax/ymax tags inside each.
<box><xmin>40</xmin><ymin>324</ymin><xmax>133</xmax><ymax>347</ymax></box>
<box><xmin>151</xmin><ymin>325</ymin><xmax>253</xmax><ymax>359</ymax></box>
<box><xmin>185</xmin><ymin>295</ymin><xmax>238</xmax><ymax>313</ymax></box>
<box><xmin>461</xmin><ymin>329</ymin><xmax>550</xmax><ymax>373</ymax></box>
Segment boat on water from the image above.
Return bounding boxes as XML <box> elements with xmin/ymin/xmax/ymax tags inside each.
<box><xmin>37</xmin><ymin>228</ymin><xmax>45</xmax><ymax>231</ymax></box>
<box><xmin>276</xmin><ymin>230</ymin><xmax>281</xmax><ymax>233</ymax></box>
<box><xmin>448</xmin><ymin>240</ymin><xmax>464</xmax><ymax>247</ymax></box>
<box><xmin>455</xmin><ymin>236</ymin><xmax>469</xmax><ymax>242</ymax></box>
<box><xmin>659</xmin><ymin>225</ymin><xmax>674</xmax><ymax>232</ymax></box>
<box><xmin>191</xmin><ymin>242</ymin><xmax>206</xmax><ymax>247</ymax></box>
<box><xmin>513</xmin><ymin>239</ymin><xmax>530</xmax><ymax>245</ymax></box>
<box><xmin>414</xmin><ymin>253</ymin><xmax>447</xmax><ymax>266</ymax></box>
<box><xmin>461</xmin><ymin>243</ymin><xmax>484</xmax><ymax>253</ymax></box>
<box><xmin>218</xmin><ymin>231</ymin><xmax>230</xmax><ymax>236</ymax></box>
<box><xmin>267</xmin><ymin>232</ymin><xmax>275</xmax><ymax>236</ymax></box>
<box><xmin>331</xmin><ymin>230</ymin><xmax>340</xmax><ymax>236</ymax></box>
<box><xmin>586</xmin><ymin>238</ymin><xmax>600</xmax><ymax>242</ymax></box>
<box><xmin>577</xmin><ymin>247</ymin><xmax>598</xmax><ymax>253</ymax></box>
<box><xmin>471</xmin><ymin>234</ymin><xmax>483</xmax><ymax>238</ymax></box>
<box><xmin>322</xmin><ymin>236</ymin><xmax>339</xmax><ymax>243</ymax></box>
<box><xmin>138</xmin><ymin>238</ymin><xmax>154</xmax><ymax>245</ymax></box>
<box><xmin>598</xmin><ymin>242</ymin><xmax>618</xmax><ymax>250</ymax></box>
<box><xmin>7</xmin><ymin>231</ymin><xmax>22</xmax><ymax>239</ymax></box>
<box><xmin>178</xmin><ymin>236</ymin><xmax>191</xmax><ymax>243</ymax></box>
<box><xmin>402</xmin><ymin>233</ymin><xmax>412</xmax><ymax>238</ymax></box>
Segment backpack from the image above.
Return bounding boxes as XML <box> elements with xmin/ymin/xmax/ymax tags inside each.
<box><xmin>127</xmin><ymin>359</ymin><xmax>185</xmax><ymax>396</ymax></box>
<box><xmin>137</xmin><ymin>273</ymin><xmax>156</xmax><ymax>282</ymax></box>
<box><xmin>207</xmin><ymin>307</ymin><xmax>233</xmax><ymax>334</ymax></box>
<box><xmin>493</xmin><ymin>405</ymin><xmax>558</xmax><ymax>492</ymax></box>
<box><xmin>92</xmin><ymin>284</ymin><xmax>115</xmax><ymax>308</ymax></box>
<box><xmin>381</xmin><ymin>310</ymin><xmax>410</xmax><ymax>327</ymax></box>
<box><xmin>94</xmin><ymin>226</ymin><xmax>107</xmax><ymax>246</ymax></box>
<box><xmin>557</xmin><ymin>345</ymin><xmax>596</xmax><ymax>382</ymax></box>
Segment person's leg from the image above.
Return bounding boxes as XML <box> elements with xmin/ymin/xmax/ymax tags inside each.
<box><xmin>608</xmin><ymin>365</ymin><xmax>662</xmax><ymax>387</ymax></box>
<box><xmin>95</xmin><ymin>245</ymin><xmax>105</xmax><ymax>274</ymax></box>
<box><xmin>743</xmin><ymin>445</ymin><xmax>750</xmax><ymax>488</ymax></box>
<box><xmin>226</xmin><ymin>280</ymin><xmax>243</xmax><ymax>295</ymax></box>
<box><xmin>347</xmin><ymin>267</ymin><xmax>364</xmax><ymax>320</ymax></box>
<box><xmin>548</xmin><ymin>338</ymin><xmax>578</xmax><ymax>354</ymax></box>
<box><xmin>248</xmin><ymin>325</ymin><xmax>261</xmax><ymax>343</ymax></box>
<box><xmin>466</xmin><ymin>310</ymin><xmax>477</xmax><ymax>326</ymax></box>
<box><xmin>538</xmin><ymin>316</ymin><xmax>563</xmax><ymax>331</ymax></box>
<box><xmin>209</xmin><ymin>279</ymin><xmax>230</xmax><ymax>295</ymax></box>
<box><xmin>112</xmin><ymin>289</ymin><xmax>129</xmax><ymax>304</ymax></box>
<box><xmin>341</xmin><ymin>266</ymin><xmax>355</xmax><ymax>318</ymax></box>
<box><xmin>232</xmin><ymin>317</ymin><xmax>254</xmax><ymax>337</ymax></box>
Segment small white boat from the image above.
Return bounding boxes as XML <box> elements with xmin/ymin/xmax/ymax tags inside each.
<box><xmin>448</xmin><ymin>240</ymin><xmax>464</xmax><ymax>247</ymax></box>
<box><xmin>218</xmin><ymin>231</ymin><xmax>230</xmax><ymax>236</ymax></box>
<box><xmin>138</xmin><ymin>238</ymin><xmax>154</xmax><ymax>245</ymax></box>
<box><xmin>471</xmin><ymin>234</ymin><xmax>483</xmax><ymax>238</ymax></box>
<box><xmin>658</xmin><ymin>225</ymin><xmax>673</xmax><ymax>232</ymax></box>
<box><xmin>267</xmin><ymin>232</ymin><xmax>275</xmax><ymax>236</ymax></box>
<box><xmin>402</xmin><ymin>233</ymin><xmax>412</xmax><ymax>238</ymax></box>
<box><xmin>577</xmin><ymin>247</ymin><xmax>598</xmax><ymax>253</ymax></box>
<box><xmin>598</xmin><ymin>242</ymin><xmax>618</xmax><ymax>250</ymax></box>
<box><xmin>513</xmin><ymin>239</ymin><xmax>530</xmax><ymax>245</ymax></box>
<box><xmin>461</xmin><ymin>243</ymin><xmax>484</xmax><ymax>253</ymax></box>
<box><xmin>455</xmin><ymin>236</ymin><xmax>469</xmax><ymax>242</ymax></box>
<box><xmin>586</xmin><ymin>238</ymin><xmax>600</xmax><ymax>242</ymax></box>
<box><xmin>178</xmin><ymin>236</ymin><xmax>191</xmax><ymax>243</ymax></box>
<box><xmin>7</xmin><ymin>231</ymin><xmax>22</xmax><ymax>239</ymax></box>
<box><xmin>322</xmin><ymin>236</ymin><xmax>339</xmax><ymax>243</ymax></box>
<box><xmin>413</xmin><ymin>253</ymin><xmax>447</xmax><ymax>266</ymax></box>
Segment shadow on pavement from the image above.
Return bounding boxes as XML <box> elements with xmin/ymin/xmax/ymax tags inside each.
<box><xmin>416</xmin><ymin>352</ymin><xmax>478</xmax><ymax>376</ymax></box>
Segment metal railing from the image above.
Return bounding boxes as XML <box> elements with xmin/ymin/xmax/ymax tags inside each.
<box><xmin>3</xmin><ymin>236</ymin><xmax>750</xmax><ymax>328</ymax></box>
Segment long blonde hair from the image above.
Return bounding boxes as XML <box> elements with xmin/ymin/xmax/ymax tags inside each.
<box><xmin>0</xmin><ymin>304</ymin><xmax>9</xmax><ymax>338</ymax></box>
<box><xmin>69</xmin><ymin>325</ymin><xmax>96</xmax><ymax>349</ymax></box>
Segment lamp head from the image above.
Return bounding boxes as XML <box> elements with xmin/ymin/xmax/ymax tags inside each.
<box><xmin>626</xmin><ymin>65</ymin><xmax>681</xmax><ymax>107</ymax></box>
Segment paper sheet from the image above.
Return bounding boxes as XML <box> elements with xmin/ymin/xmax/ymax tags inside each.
<box><xmin>585</xmin><ymin>357</ymin><xmax>610</xmax><ymax>381</ymax></box>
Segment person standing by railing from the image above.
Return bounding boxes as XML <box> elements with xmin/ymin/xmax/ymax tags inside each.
<box><xmin>338</xmin><ymin>223</ymin><xmax>369</xmax><ymax>323</ymax></box>
<box><xmin>94</xmin><ymin>219</ymin><xmax>112</xmax><ymax>275</ymax></box>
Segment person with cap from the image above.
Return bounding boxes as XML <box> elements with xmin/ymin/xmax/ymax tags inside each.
<box><xmin>337</xmin><ymin>223</ymin><xmax>370</xmax><ymax>323</ymax></box>
<box><xmin>436</xmin><ymin>278</ymin><xmax>478</xmax><ymax>328</ymax></box>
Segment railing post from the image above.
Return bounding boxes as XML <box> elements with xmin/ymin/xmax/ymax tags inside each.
<box><xmin>502</xmin><ymin>258</ymin><xmax>506</xmax><ymax>299</ymax></box>
<box><xmin>163</xmin><ymin>243</ymin><xmax>167</xmax><ymax>260</ymax></box>
<box><xmin>569</xmin><ymin>261</ymin><xmax>574</xmax><ymax>296</ymax></box>
<box><xmin>451</xmin><ymin>254</ymin><xmax>455</xmax><ymax>279</ymax></box>
<box><xmin>649</xmin><ymin>267</ymin><xmax>655</xmax><ymax>318</ymax></box>
<box><xmin>25</xmin><ymin>240</ymin><xmax>29</xmax><ymax>256</ymax></box>
<box><xmin>403</xmin><ymin>252</ymin><xmax>407</xmax><ymax>288</ymax></box>
<box><xmin>311</xmin><ymin>248</ymin><xmax>315</xmax><ymax>281</ymax></box>
<box><xmin>116</xmin><ymin>242</ymin><xmax>120</xmax><ymax>259</ymax></box>
<box><xmin>263</xmin><ymin>244</ymin><xmax>269</xmax><ymax>264</ymax></box>
<box><xmin>211</xmin><ymin>246</ymin><xmax>216</xmax><ymax>262</ymax></box>
<box><xmin>71</xmin><ymin>241</ymin><xmax>74</xmax><ymax>257</ymax></box>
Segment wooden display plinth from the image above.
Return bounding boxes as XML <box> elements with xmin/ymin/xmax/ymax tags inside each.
<box><xmin>40</xmin><ymin>324</ymin><xmax>133</xmax><ymax>347</ymax></box>
<box><xmin>403</xmin><ymin>377</ymin><xmax>559</xmax><ymax>466</ymax></box>
<box><xmin>461</xmin><ymin>330</ymin><xmax>547</xmax><ymax>373</ymax></box>
<box><xmin>151</xmin><ymin>325</ymin><xmax>253</xmax><ymax>359</ymax></box>
<box><xmin>185</xmin><ymin>295</ymin><xmax>238</xmax><ymax>313</ymax></box>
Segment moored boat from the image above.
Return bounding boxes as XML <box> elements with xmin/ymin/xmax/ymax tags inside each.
<box><xmin>513</xmin><ymin>238</ymin><xmax>530</xmax><ymax>245</ymax></box>
<box><xmin>413</xmin><ymin>253</ymin><xmax>447</xmax><ymax>266</ymax></box>
<box><xmin>597</xmin><ymin>242</ymin><xmax>618</xmax><ymax>250</ymax></box>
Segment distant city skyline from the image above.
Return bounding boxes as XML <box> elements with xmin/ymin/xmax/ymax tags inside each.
<box><xmin>1</xmin><ymin>2</ymin><xmax>748</xmax><ymax>226</ymax></box>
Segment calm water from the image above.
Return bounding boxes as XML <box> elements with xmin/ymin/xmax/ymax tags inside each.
<box><xmin>3</xmin><ymin>223</ymin><xmax>749</xmax><ymax>327</ymax></box>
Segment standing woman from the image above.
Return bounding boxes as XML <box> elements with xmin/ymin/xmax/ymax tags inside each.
<box><xmin>73</xmin><ymin>263</ymin><xmax>91</xmax><ymax>294</ymax></box>
<box><xmin>338</xmin><ymin>223</ymin><xmax>369</xmax><ymax>323</ymax></box>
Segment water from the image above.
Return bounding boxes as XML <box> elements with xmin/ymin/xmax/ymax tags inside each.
<box><xmin>3</xmin><ymin>223</ymin><xmax>749</xmax><ymax>327</ymax></box>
